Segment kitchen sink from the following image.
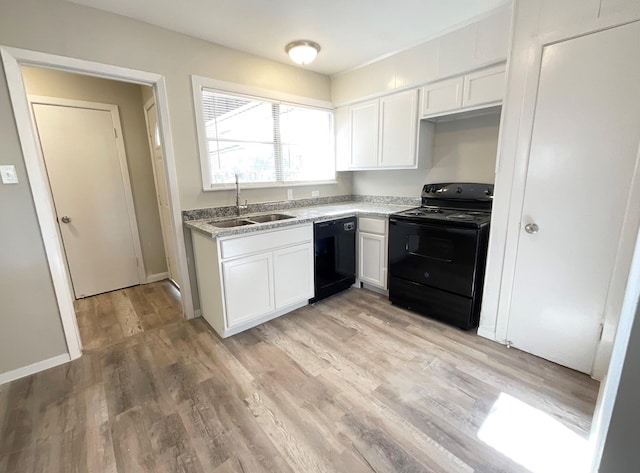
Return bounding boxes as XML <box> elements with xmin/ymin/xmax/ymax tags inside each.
<box><xmin>207</xmin><ymin>213</ymin><xmax>295</xmax><ymax>228</ymax></box>
<box><xmin>207</xmin><ymin>218</ymin><xmax>255</xmax><ymax>228</ymax></box>
<box><xmin>248</xmin><ymin>213</ymin><xmax>295</xmax><ymax>223</ymax></box>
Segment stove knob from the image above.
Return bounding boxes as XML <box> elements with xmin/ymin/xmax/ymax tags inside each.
<box><xmin>456</xmin><ymin>186</ymin><xmax>463</xmax><ymax>194</ymax></box>
<box><xmin>485</xmin><ymin>188</ymin><xmax>493</xmax><ymax>197</ymax></box>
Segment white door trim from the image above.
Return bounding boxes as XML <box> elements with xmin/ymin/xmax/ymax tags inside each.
<box><xmin>0</xmin><ymin>45</ymin><xmax>196</xmax><ymax>364</ymax></box>
<box><xmin>29</xmin><ymin>95</ymin><xmax>147</xmax><ymax>285</ymax></box>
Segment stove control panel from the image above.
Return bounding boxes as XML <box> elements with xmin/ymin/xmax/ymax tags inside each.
<box><xmin>422</xmin><ymin>183</ymin><xmax>494</xmax><ymax>201</ymax></box>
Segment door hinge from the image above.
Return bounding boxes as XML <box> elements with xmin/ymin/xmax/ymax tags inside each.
<box><xmin>114</xmin><ymin>128</ymin><xmax>118</xmax><ymax>138</ymax></box>
<box><xmin>136</xmin><ymin>257</ymin><xmax>140</xmax><ymax>267</ymax></box>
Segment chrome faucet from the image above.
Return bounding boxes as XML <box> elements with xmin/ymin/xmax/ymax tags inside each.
<box><xmin>235</xmin><ymin>173</ymin><xmax>248</xmax><ymax>216</ymax></box>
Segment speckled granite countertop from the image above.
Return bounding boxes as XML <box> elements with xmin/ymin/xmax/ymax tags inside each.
<box><xmin>185</xmin><ymin>201</ymin><xmax>416</xmax><ymax>239</ymax></box>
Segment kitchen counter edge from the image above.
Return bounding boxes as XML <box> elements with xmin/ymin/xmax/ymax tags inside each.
<box><xmin>184</xmin><ymin>202</ymin><xmax>415</xmax><ymax>239</ymax></box>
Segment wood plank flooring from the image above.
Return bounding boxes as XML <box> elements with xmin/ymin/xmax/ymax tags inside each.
<box><xmin>75</xmin><ymin>281</ymin><xmax>182</xmax><ymax>351</ymax></box>
<box><xmin>0</xmin><ymin>288</ymin><xmax>599</xmax><ymax>473</ymax></box>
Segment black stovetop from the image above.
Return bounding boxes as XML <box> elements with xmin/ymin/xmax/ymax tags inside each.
<box><xmin>391</xmin><ymin>182</ymin><xmax>494</xmax><ymax>229</ymax></box>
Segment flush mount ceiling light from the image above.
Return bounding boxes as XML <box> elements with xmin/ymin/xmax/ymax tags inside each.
<box><xmin>285</xmin><ymin>40</ymin><xmax>321</xmax><ymax>65</ymax></box>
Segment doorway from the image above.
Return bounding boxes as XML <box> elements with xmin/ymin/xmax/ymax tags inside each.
<box><xmin>1</xmin><ymin>46</ymin><xmax>195</xmax><ymax>361</ymax></box>
<box><xmin>21</xmin><ymin>66</ymin><xmax>185</xmax><ymax>347</ymax></box>
<box><xmin>30</xmin><ymin>96</ymin><xmax>145</xmax><ymax>298</ymax></box>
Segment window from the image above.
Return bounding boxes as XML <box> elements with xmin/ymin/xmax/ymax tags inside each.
<box><xmin>193</xmin><ymin>78</ymin><xmax>335</xmax><ymax>189</ymax></box>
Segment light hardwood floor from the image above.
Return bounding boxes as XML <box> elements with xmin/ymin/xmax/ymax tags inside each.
<box><xmin>0</xmin><ymin>287</ymin><xmax>599</xmax><ymax>473</ymax></box>
<box><xmin>75</xmin><ymin>281</ymin><xmax>183</xmax><ymax>350</ymax></box>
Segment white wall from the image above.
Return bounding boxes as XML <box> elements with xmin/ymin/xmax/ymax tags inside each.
<box><xmin>0</xmin><ymin>60</ymin><xmax>67</xmax><ymax>375</ymax></box>
<box><xmin>353</xmin><ymin>112</ymin><xmax>500</xmax><ymax>197</ymax></box>
<box><xmin>21</xmin><ymin>66</ymin><xmax>167</xmax><ymax>277</ymax></box>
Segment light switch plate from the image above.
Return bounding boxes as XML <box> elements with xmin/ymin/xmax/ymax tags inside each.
<box><xmin>0</xmin><ymin>165</ymin><xmax>19</xmax><ymax>184</ymax></box>
<box><xmin>287</xmin><ymin>189</ymin><xmax>293</xmax><ymax>200</ymax></box>
<box><xmin>311</xmin><ymin>190</ymin><xmax>320</xmax><ymax>197</ymax></box>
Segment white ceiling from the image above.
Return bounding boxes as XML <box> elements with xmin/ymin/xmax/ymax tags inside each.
<box><xmin>66</xmin><ymin>0</ymin><xmax>511</xmax><ymax>75</ymax></box>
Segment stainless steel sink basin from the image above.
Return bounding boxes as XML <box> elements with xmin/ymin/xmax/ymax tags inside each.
<box><xmin>248</xmin><ymin>213</ymin><xmax>295</xmax><ymax>223</ymax></box>
<box><xmin>207</xmin><ymin>218</ymin><xmax>255</xmax><ymax>228</ymax></box>
<box><xmin>206</xmin><ymin>213</ymin><xmax>295</xmax><ymax>228</ymax></box>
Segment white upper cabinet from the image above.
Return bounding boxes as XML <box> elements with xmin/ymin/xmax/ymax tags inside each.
<box><xmin>337</xmin><ymin>89</ymin><xmax>430</xmax><ymax>171</ymax></box>
<box><xmin>379</xmin><ymin>90</ymin><xmax>419</xmax><ymax>168</ymax></box>
<box><xmin>350</xmin><ymin>100</ymin><xmax>379</xmax><ymax>169</ymax></box>
<box><xmin>420</xmin><ymin>76</ymin><xmax>464</xmax><ymax>116</ymax></box>
<box><xmin>462</xmin><ymin>65</ymin><xmax>506</xmax><ymax>108</ymax></box>
<box><xmin>437</xmin><ymin>23</ymin><xmax>478</xmax><ymax>78</ymax></box>
<box><xmin>332</xmin><ymin>7</ymin><xmax>511</xmax><ymax>105</ymax></box>
<box><xmin>474</xmin><ymin>8</ymin><xmax>511</xmax><ymax>66</ymax></box>
<box><xmin>420</xmin><ymin>64</ymin><xmax>506</xmax><ymax>119</ymax></box>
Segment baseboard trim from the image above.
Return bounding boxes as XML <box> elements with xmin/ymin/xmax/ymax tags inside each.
<box><xmin>146</xmin><ymin>272</ymin><xmax>169</xmax><ymax>283</ymax></box>
<box><xmin>0</xmin><ymin>353</ymin><xmax>71</xmax><ymax>385</ymax></box>
<box><xmin>477</xmin><ymin>326</ymin><xmax>497</xmax><ymax>341</ymax></box>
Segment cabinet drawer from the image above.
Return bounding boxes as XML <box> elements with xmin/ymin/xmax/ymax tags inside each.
<box><xmin>359</xmin><ymin>216</ymin><xmax>387</xmax><ymax>235</ymax></box>
<box><xmin>220</xmin><ymin>224</ymin><xmax>312</xmax><ymax>260</ymax></box>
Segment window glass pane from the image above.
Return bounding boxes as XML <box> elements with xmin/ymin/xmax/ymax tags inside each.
<box><xmin>279</xmin><ymin>105</ymin><xmax>331</xmax><ymax>145</ymax></box>
<box><xmin>202</xmin><ymin>91</ymin><xmax>274</xmax><ymax>143</ymax></box>
<box><xmin>280</xmin><ymin>105</ymin><xmax>334</xmax><ymax>182</ymax></box>
<box><xmin>199</xmin><ymin>86</ymin><xmax>334</xmax><ymax>187</ymax></box>
<box><xmin>208</xmin><ymin>141</ymin><xmax>276</xmax><ymax>184</ymax></box>
<box><xmin>282</xmin><ymin>143</ymin><xmax>334</xmax><ymax>182</ymax></box>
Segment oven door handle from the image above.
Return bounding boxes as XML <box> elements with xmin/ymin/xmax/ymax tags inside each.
<box><xmin>409</xmin><ymin>251</ymin><xmax>453</xmax><ymax>264</ymax></box>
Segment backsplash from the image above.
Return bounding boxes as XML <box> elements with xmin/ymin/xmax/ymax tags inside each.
<box><xmin>353</xmin><ymin>195</ymin><xmax>420</xmax><ymax>206</ymax></box>
<box><xmin>182</xmin><ymin>194</ymin><xmax>420</xmax><ymax>221</ymax></box>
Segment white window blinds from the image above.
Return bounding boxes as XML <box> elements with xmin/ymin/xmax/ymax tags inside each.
<box><xmin>200</xmin><ymin>88</ymin><xmax>334</xmax><ymax>187</ymax></box>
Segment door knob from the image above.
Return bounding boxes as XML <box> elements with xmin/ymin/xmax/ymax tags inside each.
<box><xmin>60</xmin><ymin>216</ymin><xmax>72</xmax><ymax>224</ymax></box>
<box><xmin>524</xmin><ymin>222</ymin><xmax>539</xmax><ymax>234</ymax></box>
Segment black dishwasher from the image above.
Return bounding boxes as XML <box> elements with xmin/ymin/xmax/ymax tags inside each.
<box><xmin>310</xmin><ymin>216</ymin><xmax>356</xmax><ymax>303</ymax></box>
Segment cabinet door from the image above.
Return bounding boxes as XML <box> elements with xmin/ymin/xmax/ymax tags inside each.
<box><xmin>474</xmin><ymin>8</ymin><xmax>510</xmax><ymax>66</ymax></box>
<box><xmin>437</xmin><ymin>23</ymin><xmax>477</xmax><ymax>78</ymax></box>
<box><xmin>222</xmin><ymin>253</ymin><xmax>274</xmax><ymax>328</ymax></box>
<box><xmin>350</xmin><ymin>99</ymin><xmax>379</xmax><ymax>168</ymax></box>
<box><xmin>420</xmin><ymin>77</ymin><xmax>464</xmax><ymax>117</ymax></box>
<box><xmin>462</xmin><ymin>65</ymin><xmax>506</xmax><ymax>108</ymax></box>
<box><xmin>273</xmin><ymin>243</ymin><xmax>314</xmax><ymax>309</ymax></box>
<box><xmin>358</xmin><ymin>232</ymin><xmax>387</xmax><ymax>289</ymax></box>
<box><xmin>379</xmin><ymin>90</ymin><xmax>419</xmax><ymax>168</ymax></box>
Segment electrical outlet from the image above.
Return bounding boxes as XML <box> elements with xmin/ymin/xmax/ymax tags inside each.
<box><xmin>311</xmin><ymin>190</ymin><xmax>320</xmax><ymax>197</ymax></box>
<box><xmin>0</xmin><ymin>165</ymin><xmax>18</xmax><ymax>184</ymax></box>
<box><xmin>287</xmin><ymin>189</ymin><xmax>293</xmax><ymax>200</ymax></box>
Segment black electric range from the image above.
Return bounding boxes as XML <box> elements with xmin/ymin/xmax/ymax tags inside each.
<box><xmin>388</xmin><ymin>182</ymin><xmax>493</xmax><ymax>330</ymax></box>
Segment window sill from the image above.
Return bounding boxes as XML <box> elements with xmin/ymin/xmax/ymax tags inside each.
<box><xmin>204</xmin><ymin>179</ymin><xmax>339</xmax><ymax>192</ymax></box>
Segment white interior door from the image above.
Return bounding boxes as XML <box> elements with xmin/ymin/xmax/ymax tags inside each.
<box><xmin>506</xmin><ymin>22</ymin><xmax>640</xmax><ymax>373</ymax></box>
<box><xmin>144</xmin><ymin>97</ymin><xmax>179</xmax><ymax>287</ymax></box>
<box><xmin>32</xmin><ymin>101</ymin><xmax>142</xmax><ymax>298</ymax></box>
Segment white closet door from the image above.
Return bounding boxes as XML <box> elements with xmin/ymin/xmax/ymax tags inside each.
<box><xmin>33</xmin><ymin>102</ymin><xmax>141</xmax><ymax>298</ymax></box>
<box><xmin>507</xmin><ymin>22</ymin><xmax>640</xmax><ymax>373</ymax></box>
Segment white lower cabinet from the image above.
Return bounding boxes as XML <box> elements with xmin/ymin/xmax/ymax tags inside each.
<box><xmin>357</xmin><ymin>216</ymin><xmax>388</xmax><ymax>290</ymax></box>
<box><xmin>192</xmin><ymin>224</ymin><xmax>313</xmax><ymax>337</ymax></box>
<box><xmin>273</xmin><ymin>244</ymin><xmax>314</xmax><ymax>309</ymax></box>
<box><xmin>222</xmin><ymin>252</ymin><xmax>274</xmax><ymax>329</ymax></box>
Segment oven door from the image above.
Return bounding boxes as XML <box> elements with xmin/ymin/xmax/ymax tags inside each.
<box><xmin>388</xmin><ymin>218</ymin><xmax>480</xmax><ymax>297</ymax></box>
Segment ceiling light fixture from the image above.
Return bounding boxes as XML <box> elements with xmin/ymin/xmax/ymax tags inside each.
<box><xmin>285</xmin><ymin>40</ymin><xmax>321</xmax><ymax>65</ymax></box>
